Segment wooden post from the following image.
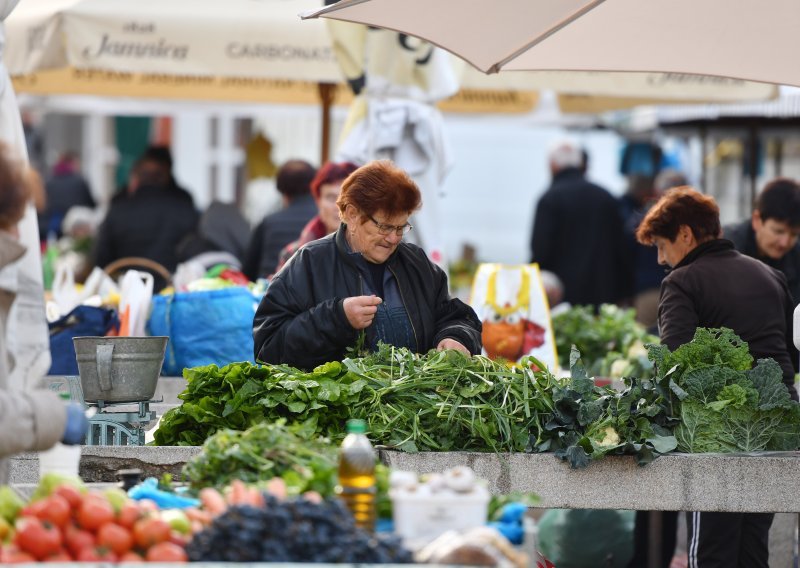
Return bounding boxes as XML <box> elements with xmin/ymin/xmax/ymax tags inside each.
<box><xmin>318</xmin><ymin>82</ymin><xmax>336</xmax><ymax>165</ymax></box>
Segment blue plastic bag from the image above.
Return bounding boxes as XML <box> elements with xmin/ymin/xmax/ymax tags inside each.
<box><xmin>48</xmin><ymin>305</ymin><xmax>118</xmax><ymax>375</ymax></box>
<box><xmin>128</xmin><ymin>478</ymin><xmax>199</xmax><ymax>509</ymax></box>
<box><xmin>147</xmin><ymin>287</ymin><xmax>259</xmax><ymax>376</ymax></box>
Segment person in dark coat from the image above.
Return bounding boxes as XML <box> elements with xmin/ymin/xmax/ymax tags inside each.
<box><xmin>636</xmin><ymin>185</ymin><xmax>797</xmax><ymax>568</ymax></box>
<box><xmin>141</xmin><ymin>145</ymin><xmax>195</xmax><ymax>207</ymax></box>
<box><xmin>93</xmin><ymin>157</ymin><xmax>199</xmax><ymax>275</ymax></box>
<box><xmin>253</xmin><ymin>160</ymin><xmax>482</xmax><ymax>370</ymax></box>
<box><xmin>723</xmin><ymin>177</ymin><xmax>800</xmax><ymax>307</ymax></box>
<box><xmin>243</xmin><ymin>160</ymin><xmax>318</xmax><ymax>280</ymax></box>
<box><xmin>723</xmin><ymin>177</ymin><xmax>800</xmax><ymax>374</ymax></box>
<box><xmin>530</xmin><ymin>139</ymin><xmax>632</xmax><ymax>308</ymax></box>
<box><xmin>43</xmin><ymin>151</ymin><xmax>95</xmax><ymax>238</ymax></box>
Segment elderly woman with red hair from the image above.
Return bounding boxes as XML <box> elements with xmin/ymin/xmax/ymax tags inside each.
<box><xmin>637</xmin><ymin>185</ymin><xmax>796</xmax><ymax>568</ymax></box>
<box><xmin>253</xmin><ymin>160</ymin><xmax>482</xmax><ymax>370</ymax></box>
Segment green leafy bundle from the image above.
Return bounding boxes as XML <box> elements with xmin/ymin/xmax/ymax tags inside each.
<box><xmin>153</xmin><ymin>360</ymin><xmax>366</xmax><ymax>446</ymax></box>
<box><xmin>648</xmin><ymin>328</ymin><xmax>800</xmax><ymax>453</ymax></box>
<box><xmin>552</xmin><ymin>304</ymin><xmax>658</xmax><ymax>379</ymax></box>
<box><xmin>183</xmin><ymin>419</ymin><xmax>338</xmax><ymax>493</ymax></box>
<box><xmin>342</xmin><ymin>344</ymin><xmax>547</xmax><ymax>452</ymax></box>
<box><xmin>154</xmin><ymin>345</ymin><xmax>547</xmax><ymax>453</ymax></box>
<box><xmin>528</xmin><ymin>347</ymin><xmax>677</xmax><ymax>468</ymax></box>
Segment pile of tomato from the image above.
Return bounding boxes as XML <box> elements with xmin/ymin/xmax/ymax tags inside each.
<box><xmin>0</xmin><ymin>483</ymin><xmax>189</xmax><ymax>563</ymax></box>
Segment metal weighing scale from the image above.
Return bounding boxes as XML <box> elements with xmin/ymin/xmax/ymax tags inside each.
<box><xmin>60</xmin><ymin>375</ymin><xmax>159</xmax><ymax>446</ymax></box>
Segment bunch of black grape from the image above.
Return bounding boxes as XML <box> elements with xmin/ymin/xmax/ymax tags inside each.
<box><xmin>186</xmin><ymin>495</ymin><xmax>414</xmax><ymax>563</ymax></box>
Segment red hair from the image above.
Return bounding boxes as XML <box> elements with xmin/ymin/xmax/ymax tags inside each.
<box><xmin>337</xmin><ymin>160</ymin><xmax>421</xmax><ymax>219</ymax></box>
<box><xmin>636</xmin><ymin>186</ymin><xmax>720</xmax><ymax>245</ymax></box>
<box><xmin>310</xmin><ymin>161</ymin><xmax>359</xmax><ymax>200</ymax></box>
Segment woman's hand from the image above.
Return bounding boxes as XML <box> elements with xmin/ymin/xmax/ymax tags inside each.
<box><xmin>343</xmin><ymin>295</ymin><xmax>382</xmax><ymax>329</ymax></box>
<box><xmin>437</xmin><ymin>338</ymin><xmax>470</xmax><ymax>355</ymax></box>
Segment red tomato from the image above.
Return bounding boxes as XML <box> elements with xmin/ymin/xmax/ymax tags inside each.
<box><xmin>14</xmin><ymin>517</ymin><xmax>63</xmax><ymax>560</ymax></box>
<box><xmin>42</xmin><ymin>550</ymin><xmax>73</xmax><ymax>562</ymax></box>
<box><xmin>64</xmin><ymin>524</ymin><xmax>96</xmax><ymax>558</ymax></box>
<box><xmin>117</xmin><ymin>501</ymin><xmax>142</xmax><ymax>529</ymax></box>
<box><xmin>77</xmin><ymin>496</ymin><xmax>115</xmax><ymax>532</ymax></box>
<box><xmin>133</xmin><ymin>517</ymin><xmax>171</xmax><ymax>549</ymax></box>
<box><xmin>39</xmin><ymin>494</ymin><xmax>71</xmax><ymax>527</ymax></box>
<box><xmin>97</xmin><ymin>522</ymin><xmax>133</xmax><ymax>555</ymax></box>
<box><xmin>168</xmin><ymin>530</ymin><xmax>189</xmax><ymax>547</ymax></box>
<box><xmin>54</xmin><ymin>484</ymin><xmax>84</xmax><ymax>510</ymax></box>
<box><xmin>119</xmin><ymin>550</ymin><xmax>145</xmax><ymax>562</ymax></box>
<box><xmin>145</xmin><ymin>541</ymin><xmax>188</xmax><ymax>563</ymax></box>
<box><xmin>76</xmin><ymin>546</ymin><xmax>117</xmax><ymax>562</ymax></box>
<box><xmin>19</xmin><ymin>498</ymin><xmax>49</xmax><ymax>519</ymax></box>
<box><xmin>1</xmin><ymin>547</ymin><xmax>36</xmax><ymax>564</ymax></box>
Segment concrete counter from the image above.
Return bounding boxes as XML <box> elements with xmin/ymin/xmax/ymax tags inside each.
<box><xmin>12</xmin><ymin>447</ymin><xmax>800</xmax><ymax>513</ymax></box>
<box><xmin>379</xmin><ymin>450</ymin><xmax>800</xmax><ymax>513</ymax></box>
<box><xmin>11</xmin><ymin>447</ymin><xmax>799</xmax><ymax>565</ymax></box>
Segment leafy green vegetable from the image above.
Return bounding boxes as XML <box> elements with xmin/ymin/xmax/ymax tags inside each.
<box><xmin>155</xmin><ymin>345</ymin><xmax>546</xmax><ymax>453</ymax></box>
<box><xmin>182</xmin><ymin>419</ymin><xmax>338</xmax><ymax>494</ymax></box>
<box><xmin>528</xmin><ymin>347</ymin><xmax>676</xmax><ymax>468</ymax></box>
<box><xmin>552</xmin><ymin>304</ymin><xmax>658</xmax><ymax>380</ymax></box>
<box><xmin>649</xmin><ymin>328</ymin><xmax>800</xmax><ymax>454</ymax></box>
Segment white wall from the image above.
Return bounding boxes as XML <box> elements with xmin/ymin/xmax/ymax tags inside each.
<box><xmin>438</xmin><ymin>113</ymin><xmax>626</xmax><ymax>265</ymax></box>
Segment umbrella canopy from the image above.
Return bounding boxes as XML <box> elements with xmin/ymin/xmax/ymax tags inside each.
<box><xmin>4</xmin><ymin>0</ymin><xmax>340</xmax><ymax>81</ymax></box>
<box><xmin>5</xmin><ymin>0</ymin><xmax>777</xmax><ymax>104</ymax></box>
<box><xmin>304</xmin><ymin>0</ymin><xmax>799</xmax><ymax>88</ymax></box>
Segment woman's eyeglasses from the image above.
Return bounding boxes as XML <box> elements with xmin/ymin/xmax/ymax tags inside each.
<box><xmin>368</xmin><ymin>215</ymin><xmax>413</xmax><ymax>236</ymax></box>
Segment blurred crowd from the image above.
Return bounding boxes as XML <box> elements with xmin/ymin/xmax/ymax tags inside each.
<box><xmin>25</xmin><ymin>136</ymin><xmax>800</xmax><ymax>343</ymax></box>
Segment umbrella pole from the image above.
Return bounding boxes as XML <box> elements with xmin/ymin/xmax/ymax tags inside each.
<box><xmin>318</xmin><ymin>82</ymin><xmax>336</xmax><ymax>164</ymax></box>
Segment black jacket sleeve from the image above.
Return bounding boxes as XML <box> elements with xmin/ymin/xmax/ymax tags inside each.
<box><xmin>657</xmin><ymin>276</ymin><xmax>699</xmax><ymax>352</ymax></box>
<box><xmin>242</xmin><ymin>221</ymin><xmax>265</xmax><ymax>282</ymax></box>
<box><xmin>92</xmin><ymin>214</ymin><xmax>115</xmax><ymax>270</ymax></box>
<box><xmin>530</xmin><ymin>192</ymin><xmax>557</xmax><ymax>267</ymax></box>
<box><xmin>429</xmin><ymin>261</ymin><xmax>483</xmax><ymax>354</ymax></box>
<box><xmin>252</xmin><ymin>258</ymin><xmax>358</xmax><ymax>370</ymax></box>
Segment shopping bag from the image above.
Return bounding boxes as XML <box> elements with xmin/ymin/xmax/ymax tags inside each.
<box><xmin>469</xmin><ymin>263</ymin><xmax>557</xmax><ymax>370</ymax></box>
<box><xmin>147</xmin><ymin>287</ymin><xmax>259</xmax><ymax>376</ymax></box>
<box><xmin>48</xmin><ymin>305</ymin><xmax>119</xmax><ymax>375</ymax></box>
<box><xmin>51</xmin><ymin>263</ymin><xmax>81</xmax><ymax>316</ymax></box>
<box><xmin>118</xmin><ymin>270</ymin><xmax>154</xmax><ymax>337</ymax></box>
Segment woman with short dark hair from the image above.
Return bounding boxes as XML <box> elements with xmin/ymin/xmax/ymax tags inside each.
<box><xmin>637</xmin><ymin>185</ymin><xmax>796</xmax><ymax>568</ymax></box>
<box><xmin>253</xmin><ymin>160</ymin><xmax>482</xmax><ymax>370</ymax></box>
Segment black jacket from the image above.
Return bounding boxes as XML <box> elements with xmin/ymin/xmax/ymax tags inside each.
<box><xmin>724</xmin><ymin>219</ymin><xmax>800</xmax><ymax>307</ymax></box>
<box><xmin>243</xmin><ymin>194</ymin><xmax>318</xmax><ymax>280</ymax></box>
<box><xmin>530</xmin><ymin>168</ymin><xmax>633</xmax><ymax>307</ymax></box>
<box><xmin>93</xmin><ymin>184</ymin><xmax>199</xmax><ymax>272</ymax></box>
<box><xmin>659</xmin><ymin>239</ymin><xmax>798</xmax><ymax>399</ymax></box>
<box><xmin>253</xmin><ymin>224</ymin><xmax>482</xmax><ymax>370</ymax></box>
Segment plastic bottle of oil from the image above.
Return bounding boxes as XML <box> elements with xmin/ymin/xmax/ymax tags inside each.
<box><xmin>336</xmin><ymin>419</ymin><xmax>376</xmax><ymax>531</ymax></box>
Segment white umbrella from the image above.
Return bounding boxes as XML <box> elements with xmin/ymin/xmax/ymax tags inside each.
<box><xmin>5</xmin><ymin>0</ymin><xmax>341</xmax><ymax>82</ymax></box>
<box><xmin>304</xmin><ymin>0</ymin><xmax>799</xmax><ymax>88</ymax></box>
<box><xmin>4</xmin><ymin>0</ymin><xmax>777</xmax><ymax>103</ymax></box>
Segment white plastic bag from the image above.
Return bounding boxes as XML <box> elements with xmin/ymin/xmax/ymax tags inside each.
<box><xmin>81</xmin><ymin>266</ymin><xmax>120</xmax><ymax>302</ymax></box>
<box><xmin>119</xmin><ymin>270</ymin><xmax>154</xmax><ymax>336</ymax></box>
<box><xmin>51</xmin><ymin>263</ymin><xmax>81</xmax><ymax>316</ymax></box>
